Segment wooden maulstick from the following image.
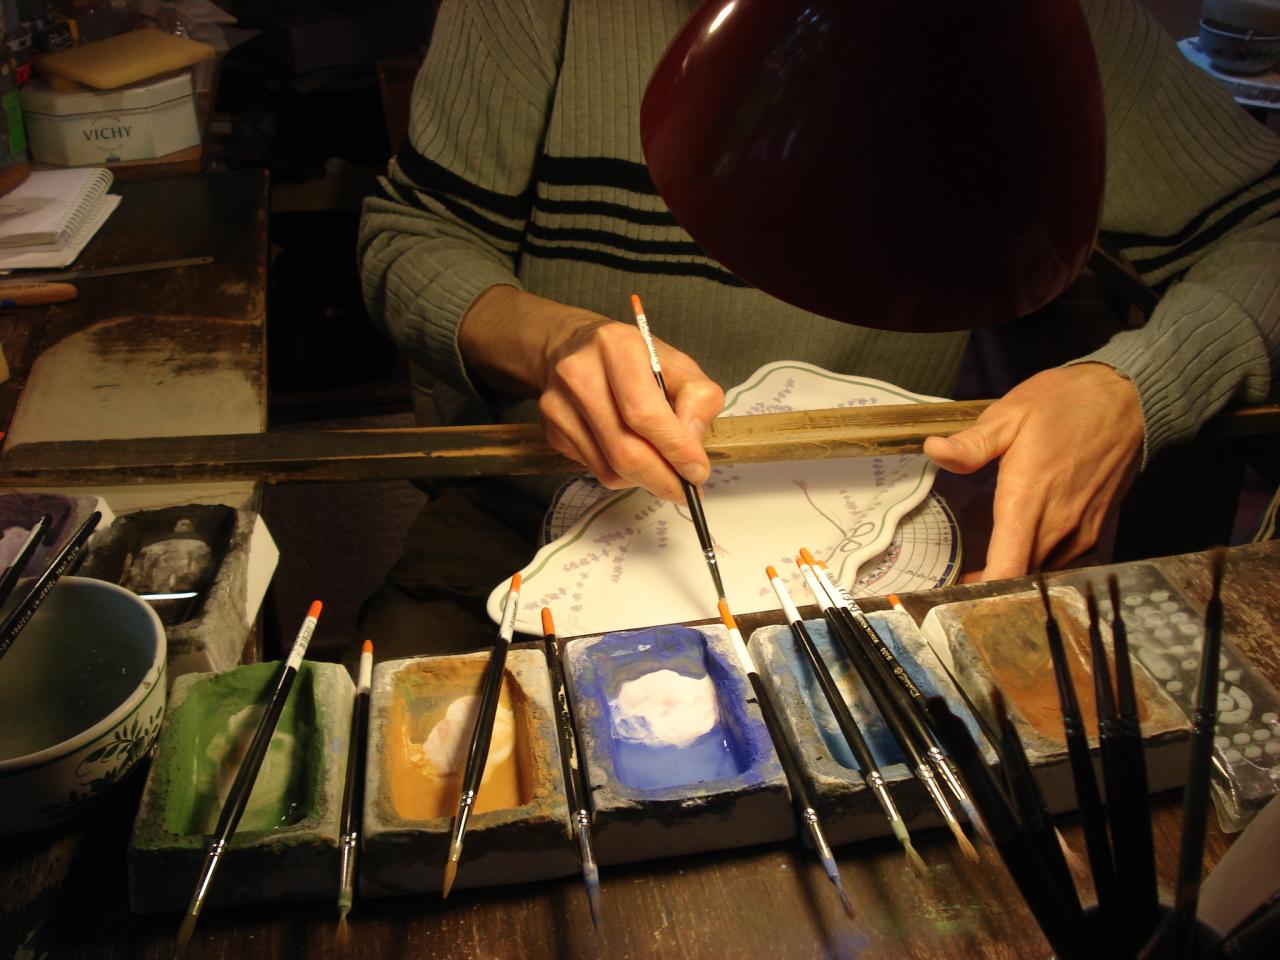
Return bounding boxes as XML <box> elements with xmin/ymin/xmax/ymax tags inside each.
<box><xmin>337</xmin><ymin>639</ymin><xmax>373</xmax><ymax>924</ymax></box>
<box><xmin>442</xmin><ymin>573</ymin><xmax>521</xmax><ymax>898</ymax></box>
<box><xmin>717</xmin><ymin>600</ymin><xmax>855</xmax><ymax>919</ymax></box>
<box><xmin>630</xmin><ymin>293</ymin><xmax>726</xmax><ymax>605</ymax></box>
<box><xmin>540</xmin><ymin>607</ymin><xmax>602</xmax><ymax>930</ymax></box>
<box><xmin>176</xmin><ymin>601</ymin><xmax>322</xmax><ymax>957</ymax></box>
<box><xmin>765</xmin><ymin>566</ymin><xmax>925</xmax><ymax>874</ymax></box>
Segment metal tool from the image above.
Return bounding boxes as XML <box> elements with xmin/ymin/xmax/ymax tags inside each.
<box><xmin>0</xmin><ymin>256</ymin><xmax>213</xmax><ymax>285</ymax></box>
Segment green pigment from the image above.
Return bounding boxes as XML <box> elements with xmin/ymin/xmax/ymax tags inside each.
<box><xmin>159</xmin><ymin>662</ymin><xmax>320</xmax><ymax>836</ymax></box>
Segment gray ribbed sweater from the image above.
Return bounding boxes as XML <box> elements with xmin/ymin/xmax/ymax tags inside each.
<box><xmin>360</xmin><ymin>0</ymin><xmax>1280</xmax><ymax>469</ymax></box>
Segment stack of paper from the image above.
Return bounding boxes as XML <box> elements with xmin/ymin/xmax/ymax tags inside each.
<box><xmin>0</xmin><ymin>167</ymin><xmax>120</xmax><ymax>270</ymax></box>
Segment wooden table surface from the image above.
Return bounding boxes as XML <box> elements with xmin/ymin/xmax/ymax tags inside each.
<box><xmin>0</xmin><ymin>170</ymin><xmax>268</xmax><ymax>439</ymax></box>
<box><xmin>2</xmin><ymin>540</ymin><xmax>1276</xmax><ymax>959</ymax></box>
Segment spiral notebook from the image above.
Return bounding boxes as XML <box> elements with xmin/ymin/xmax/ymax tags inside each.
<box><xmin>0</xmin><ymin>167</ymin><xmax>113</xmax><ymax>248</ymax></box>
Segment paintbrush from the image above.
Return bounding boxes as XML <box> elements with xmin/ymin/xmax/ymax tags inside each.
<box><xmin>795</xmin><ymin>557</ymin><xmax>978</xmax><ymax>862</ymax></box>
<box><xmin>629</xmin><ymin>293</ymin><xmax>725</xmax><ymax>604</ymax></box>
<box><xmin>0</xmin><ymin>512</ymin><xmax>51</xmax><ymax>610</ymax></box>
<box><xmin>926</xmin><ymin>695</ymin><xmax>1089</xmax><ymax>959</ymax></box>
<box><xmin>801</xmin><ymin>550</ymin><xmax>973</xmax><ymax>814</ymax></box>
<box><xmin>1089</xmin><ymin>580</ymin><xmax>1156</xmax><ymax>954</ymax></box>
<box><xmin>442</xmin><ymin>573</ymin><xmax>521</xmax><ymax>898</ymax></box>
<box><xmin>541</xmin><ymin>607</ymin><xmax>603</xmax><ymax>930</ymax></box>
<box><xmin>1106</xmin><ymin>573</ymin><xmax>1159</xmax><ymax>935</ymax></box>
<box><xmin>765</xmin><ymin>566</ymin><xmax>926</xmax><ymax>874</ymax></box>
<box><xmin>0</xmin><ymin>510</ymin><xmax>100</xmax><ymax>661</ymax></box>
<box><xmin>175</xmin><ymin>600</ymin><xmax>323</xmax><ymax>957</ymax></box>
<box><xmin>337</xmin><ymin>639</ymin><xmax>373</xmax><ymax>924</ymax></box>
<box><xmin>1035</xmin><ymin>575</ymin><xmax>1118</xmax><ymax>929</ymax></box>
<box><xmin>990</xmin><ymin>688</ymin><xmax>1087</xmax><ymax>932</ymax></box>
<box><xmin>717</xmin><ymin>599</ymin><xmax>855</xmax><ymax>919</ymax></box>
<box><xmin>1140</xmin><ymin>547</ymin><xmax>1228</xmax><ymax>960</ymax></box>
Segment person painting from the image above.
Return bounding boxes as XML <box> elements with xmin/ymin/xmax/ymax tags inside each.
<box><xmin>357</xmin><ymin>0</ymin><xmax>1280</xmax><ymax>659</ymax></box>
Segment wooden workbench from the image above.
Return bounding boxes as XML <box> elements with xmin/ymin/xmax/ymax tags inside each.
<box><xmin>0</xmin><ymin>169</ymin><xmax>268</xmax><ymax>513</ymax></box>
<box><xmin>1</xmin><ymin>540</ymin><xmax>1276</xmax><ymax>959</ymax></box>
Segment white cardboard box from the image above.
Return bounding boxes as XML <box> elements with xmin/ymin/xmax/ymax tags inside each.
<box><xmin>20</xmin><ymin>71</ymin><xmax>199</xmax><ymax>165</ymax></box>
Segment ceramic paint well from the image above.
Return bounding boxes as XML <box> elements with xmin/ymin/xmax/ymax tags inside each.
<box><xmin>778</xmin><ymin>616</ymin><xmax>983</xmax><ymax>772</ymax></box>
<box><xmin>382</xmin><ymin>658</ymin><xmax>533</xmax><ymax>821</ymax></box>
<box><xmin>0</xmin><ymin>583</ymin><xmax>154</xmax><ymax>760</ymax></box>
<box><xmin>580</xmin><ymin>625</ymin><xmax>754</xmax><ymax>792</ymax></box>
<box><xmin>159</xmin><ymin>661</ymin><xmax>319</xmax><ymax>835</ymax></box>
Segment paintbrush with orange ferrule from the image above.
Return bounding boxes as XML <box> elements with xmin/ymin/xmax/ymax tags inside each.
<box><xmin>717</xmin><ymin>599</ymin><xmax>855</xmax><ymax>919</ymax></box>
<box><xmin>176</xmin><ymin>600</ymin><xmax>323</xmax><ymax>957</ymax></box>
<box><xmin>442</xmin><ymin>573</ymin><xmax>521</xmax><ymax>898</ymax></box>
<box><xmin>541</xmin><ymin>608</ymin><xmax>602</xmax><ymax>930</ymax></box>
<box><xmin>794</xmin><ymin>554</ymin><xmax>977</xmax><ymax>862</ymax></box>
<box><xmin>765</xmin><ymin>566</ymin><xmax>926</xmax><ymax>874</ymax></box>
<box><xmin>630</xmin><ymin>293</ymin><xmax>726</xmax><ymax>606</ymax></box>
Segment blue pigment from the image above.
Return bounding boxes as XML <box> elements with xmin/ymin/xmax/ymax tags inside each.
<box><xmin>777</xmin><ymin>614</ymin><xmax>982</xmax><ymax>771</ymax></box>
<box><xmin>581</xmin><ymin>625</ymin><xmax>753</xmax><ymax>792</ymax></box>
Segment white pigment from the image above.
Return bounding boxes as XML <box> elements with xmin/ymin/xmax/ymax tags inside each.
<box><xmin>610</xmin><ymin>669</ymin><xmax>719</xmax><ymax>748</ymax></box>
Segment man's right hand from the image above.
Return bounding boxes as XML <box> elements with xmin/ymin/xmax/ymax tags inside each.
<box><xmin>459</xmin><ymin>285</ymin><xmax>724</xmax><ymax>503</ymax></box>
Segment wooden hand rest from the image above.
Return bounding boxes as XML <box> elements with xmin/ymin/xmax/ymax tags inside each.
<box><xmin>0</xmin><ymin>400</ymin><xmax>998</xmax><ymax>487</ymax></box>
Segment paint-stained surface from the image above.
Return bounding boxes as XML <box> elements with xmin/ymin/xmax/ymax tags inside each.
<box><xmin>127</xmin><ymin>661</ymin><xmax>353</xmax><ymax>913</ymax></box>
<box><xmin>360</xmin><ymin>649</ymin><xmax>577</xmax><ymax>896</ymax></box>
<box><xmin>382</xmin><ymin>664</ymin><xmax>528</xmax><ymax>820</ymax></box>
<box><xmin>565</xmin><ymin>624</ymin><xmax>793</xmax><ymax>865</ymax></box>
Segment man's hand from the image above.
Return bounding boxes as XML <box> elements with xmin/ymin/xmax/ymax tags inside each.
<box><xmin>922</xmin><ymin>363</ymin><xmax>1144</xmax><ymax>581</ymax></box>
<box><xmin>459</xmin><ymin>285</ymin><xmax>724</xmax><ymax>502</ymax></box>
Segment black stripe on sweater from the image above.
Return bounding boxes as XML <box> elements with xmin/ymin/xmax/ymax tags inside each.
<box><xmin>1127</xmin><ymin>193</ymin><xmax>1280</xmax><ymax>275</ymax></box>
<box><xmin>527</xmin><ymin>221</ymin><xmax>708</xmax><ymax>257</ymax></box>
<box><xmin>395</xmin><ymin>141</ymin><xmax>532</xmax><ymax>221</ymax></box>
<box><xmin>537</xmin><ymin>155</ymin><xmax>659</xmax><ymax>194</ymax></box>
<box><xmin>523</xmin><ymin>241</ymin><xmax>747</xmax><ymax>287</ymax></box>
<box><xmin>1102</xmin><ymin>160</ymin><xmax>1280</xmax><ymax>251</ymax></box>
<box><xmin>376</xmin><ymin>175</ymin><xmax>525</xmax><ymax>248</ymax></box>
<box><xmin>533</xmin><ymin>194</ymin><xmax>680</xmax><ymax>227</ymax></box>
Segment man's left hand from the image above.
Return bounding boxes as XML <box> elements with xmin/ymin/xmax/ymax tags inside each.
<box><xmin>923</xmin><ymin>362</ymin><xmax>1144</xmax><ymax>582</ymax></box>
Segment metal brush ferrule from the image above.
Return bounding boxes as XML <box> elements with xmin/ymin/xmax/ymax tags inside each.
<box><xmin>866</xmin><ymin>772</ymin><xmax>902</xmax><ymax>822</ymax></box>
<box><xmin>338</xmin><ymin>832</ymin><xmax>359</xmax><ymax>893</ymax></box>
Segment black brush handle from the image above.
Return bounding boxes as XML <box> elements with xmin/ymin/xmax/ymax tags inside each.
<box><xmin>543</xmin><ymin>625</ymin><xmax>589</xmax><ymax>816</ymax></box>
<box><xmin>1106</xmin><ymin>575</ymin><xmax>1159</xmax><ymax>931</ymax></box>
<box><xmin>0</xmin><ymin>513</ymin><xmax>51</xmax><ymax>610</ymax></box>
<box><xmin>459</xmin><ymin>639</ymin><xmax>511</xmax><ymax>803</ymax></box>
<box><xmin>214</xmin><ymin>664</ymin><xmax>299</xmax><ymax>842</ymax></box>
<box><xmin>786</xmin><ymin>618</ymin><xmax>882</xmax><ymax>777</ymax></box>
<box><xmin>928</xmin><ymin>698</ymin><xmax>1086</xmax><ymax>959</ymax></box>
<box><xmin>1041</xmin><ymin>593</ymin><xmax>1118</xmax><ymax>923</ymax></box>
<box><xmin>339</xmin><ymin>689</ymin><xmax>369</xmax><ymax>840</ymax></box>
<box><xmin>0</xmin><ymin>511</ymin><xmax>100</xmax><ymax>658</ymax></box>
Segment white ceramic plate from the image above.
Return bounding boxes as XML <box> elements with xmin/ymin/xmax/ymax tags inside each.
<box><xmin>486</xmin><ymin>361</ymin><xmax>946</xmax><ymax>637</ymax></box>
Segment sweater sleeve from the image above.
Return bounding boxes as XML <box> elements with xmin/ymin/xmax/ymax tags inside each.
<box><xmin>1072</xmin><ymin>0</ymin><xmax>1280</xmax><ymax>461</ymax></box>
<box><xmin>358</xmin><ymin>0</ymin><xmax>565</xmax><ymax>402</ymax></box>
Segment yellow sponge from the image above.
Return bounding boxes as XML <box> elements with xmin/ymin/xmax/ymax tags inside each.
<box><xmin>34</xmin><ymin>28</ymin><xmax>214</xmax><ymax>91</ymax></box>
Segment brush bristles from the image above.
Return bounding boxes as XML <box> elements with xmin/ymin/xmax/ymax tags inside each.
<box><xmin>584</xmin><ymin>862</ymin><xmax>603</xmax><ymax>932</ymax></box>
<box><xmin>441</xmin><ymin>860</ymin><xmax>458</xmax><ymax>899</ymax></box>
<box><xmin>174</xmin><ymin>914</ymin><xmax>197</xmax><ymax>959</ymax></box>
<box><xmin>1208</xmin><ymin>545</ymin><xmax>1226</xmax><ymax>597</ymax></box>
<box><xmin>894</xmin><ymin>823</ymin><xmax>928</xmax><ymax>876</ymax></box>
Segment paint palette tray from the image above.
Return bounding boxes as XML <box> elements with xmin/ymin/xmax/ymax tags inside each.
<box><xmin>128</xmin><ymin>661</ymin><xmax>354</xmax><ymax>913</ymax></box>
<box><xmin>564</xmin><ymin>624</ymin><xmax>793</xmax><ymax>865</ymax></box>
<box><xmin>749</xmin><ymin>610</ymin><xmax>985</xmax><ymax>845</ymax></box>
<box><xmin>81</xmin><ymin>504</ymin><xmax>277</xmax><ymax>680</ymax></box>
<box><xmin>921</xmin><ymin>585</ymin><xmax>1192</xmax><ymax>810</ymax></box>
<box><xmin>360</xmin><ymin>649</ymin><xmax>577</xmax><ymax>896</ymax></box>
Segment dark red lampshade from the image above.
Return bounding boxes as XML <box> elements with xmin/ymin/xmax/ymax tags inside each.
<box><xmin>641</xmin><ymin>0</ymin><xmax>1106</xmax><ymax>332</ymax></box>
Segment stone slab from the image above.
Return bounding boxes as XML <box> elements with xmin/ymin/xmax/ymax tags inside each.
<box><xmin>564</xmin><ymin>624</ymin><xmax>793</xmax><ymax>866</ymax></box>
<box><xmin>128</xmin><ymin>660</ymin><xmax>353</xmax><ymax>913</ymax></box>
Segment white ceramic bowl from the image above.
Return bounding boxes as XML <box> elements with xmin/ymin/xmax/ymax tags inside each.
<box><xmin>0</xmin><ymin>576</ymin><xmax>166</xmax><ymax>833</ymax></box>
